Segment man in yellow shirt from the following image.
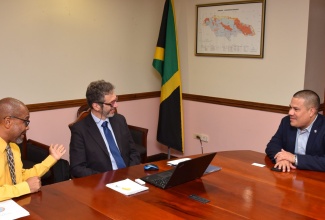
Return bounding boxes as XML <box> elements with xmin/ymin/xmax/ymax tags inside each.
<box><xmin>0</xmin><ymin>97</ymin><xmax>66</xmax><ymax>201</ymax></box>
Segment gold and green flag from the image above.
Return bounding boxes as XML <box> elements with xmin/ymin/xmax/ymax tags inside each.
<box><xmin>152</xmin><ymin>0</ymin><xmax>184</xmax><ymax>152</ymax></box>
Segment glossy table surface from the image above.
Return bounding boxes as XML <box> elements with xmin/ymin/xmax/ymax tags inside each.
<box><xmin>15</xmin><ymin>150</ymin><xmax>325</xmax><ymax>219</ymax></box>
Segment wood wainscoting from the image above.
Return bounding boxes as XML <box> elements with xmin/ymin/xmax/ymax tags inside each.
<box><xmin>26</xmin><ymin>91</ymin><xmax>324</xmax><ymax>115</ymax></box>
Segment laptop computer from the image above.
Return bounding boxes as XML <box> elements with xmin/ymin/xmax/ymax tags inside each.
<box><xmin>140</xmin><ymin>152</ymin><xmax>217</xmax><ymax>189</ymax></box>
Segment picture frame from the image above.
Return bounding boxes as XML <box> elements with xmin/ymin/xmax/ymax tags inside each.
<box><xmin>196</xmin><ymin>0</ymin><xmax>266</xmax><ymax>58</ymax></box>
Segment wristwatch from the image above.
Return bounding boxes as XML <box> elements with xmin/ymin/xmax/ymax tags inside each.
<box><xmin>294</xmin><ymin>155</ymin><xmax>298</xmax><ymax>166</ymax></box>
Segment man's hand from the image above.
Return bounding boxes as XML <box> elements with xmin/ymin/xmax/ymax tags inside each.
<box><xmin>274</xmin><ymin>159</ymin><xmax>296</xmax><ymax>172</ymax></box>
<box><xmin>49</xmin><ymin>144</ymin><xmax>66</xmax><ymax>160</ymax></box>
<box><xmin>26</xmin><ymin>176</ymin><xmax>41</xmax><ymax>193</ymax></box>
<box><xmin>274</xmin><ymin>149</ymin><xmax>295</xmax><ymax>163</ymax></box>
<box><xmin>273</xmin><ymin>149</ymin><xmax>296</xmax><ymax>172</ymax></box>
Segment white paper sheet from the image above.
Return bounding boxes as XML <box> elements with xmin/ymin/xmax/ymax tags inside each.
<box><xmin>167</xmin><ymin>158</ymin><xmax>191</xmax><ymax>166</ymax></box>
<box><xmin>0</xmin><ymin>199</ymin><xmax>29</xmax><ymax>220</ymax></box>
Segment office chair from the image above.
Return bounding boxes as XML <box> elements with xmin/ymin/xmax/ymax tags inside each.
<box><xmin>69</xmin><ymin>104</ymin><xmax>148</xmax><ymax>163</ymax></box>
<box><xmin>18</xmin><ymin>137</ymin><xmax>70</xmax><ymax>185</ymax></box>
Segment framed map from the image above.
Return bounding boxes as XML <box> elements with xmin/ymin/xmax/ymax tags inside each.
<box><xmin>196</xmin><ymin>0</ymin><xmax>266</xmax><ymax>58</ymax></box>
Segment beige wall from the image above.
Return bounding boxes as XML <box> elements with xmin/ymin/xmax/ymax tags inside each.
<box><xmin>176</xmin><ymin>0</ymin><xmax>324</xmax><ymax>105</ymax></box>
<box><xmin>1</xmin><ymin>0</ymin><xmax>324</xmax><ymax>105</ymax></box>
<box><xmin>0</xmin><ymin>0</ymin><xmax>163</xmax><ymax>104</ymax></box>
<box><xmin>304</xmin><ymin>0</ymin><xmax>325</xmax><ymax>93</ymax></box>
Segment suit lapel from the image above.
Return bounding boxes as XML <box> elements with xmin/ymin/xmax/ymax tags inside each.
<box><xmin>85</xmin><ymin>114</ymin><xmax>110</xmax><ymax>157</ymax></box>
<box><xmin>287</xmin><ymin>126</ymin><xmax>297</xmax><ymax>152</ymax></box>
<box><xmin>306</xmin><ymin>115</ymin><xmax>323</xmax><ymax>154</ymax></box>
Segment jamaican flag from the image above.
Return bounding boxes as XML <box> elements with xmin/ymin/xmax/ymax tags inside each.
<box><xmin>152</xmin><ymin>0</ymin><xmax>184</xmax><ymax>153</ymax></box>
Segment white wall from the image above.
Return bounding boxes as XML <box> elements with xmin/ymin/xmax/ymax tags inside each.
<box><xmin>304</xmin><ymin>0</ymin><xmax>325</xmax><ymax>93</ymax></box>
<box><xmin>0</xmin><ymin>0</ymin><xmax>163</xmax><ymax>104</ymax></box>
<box><xmin>1</xmin><ymin>0</ymin><xmax>324</xmax><ymax>106</ymax></box>
<box><xmin>175</xmin><ymin>0</ymin><xmax>323</xmax><ymax>106</ymax></box>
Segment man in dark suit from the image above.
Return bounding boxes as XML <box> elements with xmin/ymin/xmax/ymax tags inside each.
<box><xmin>266</xmin><ymin>90</ymin><xmax>325</xmax><ymax>172</ymax></box>
<box><xmin>69</xmin><ymin>80</ymin><xmax>140</xmax><ymax>178</ymax></box>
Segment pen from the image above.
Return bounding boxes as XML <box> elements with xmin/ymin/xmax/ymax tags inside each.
<box><xmin>115</xmin><ymin>185</ymin><xmax>131</xmax><ymax>191</ymax></box>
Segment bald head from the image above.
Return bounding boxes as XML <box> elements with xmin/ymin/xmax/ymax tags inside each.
<box><xmin>0</xmin><ymin>98</ymin><xmax>28</xmax><ymax>120</ymax></box>
<box><xmin>0</xmin><ymin>98</ymin><xmax>29</xmax><ymax>144</ymax></box>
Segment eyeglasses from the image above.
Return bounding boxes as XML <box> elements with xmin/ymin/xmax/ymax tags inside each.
<box><xmin>97</xmin><ymin>96</ymin><xmax>118</xmax><ymax>108</ymax></box>
<box><xmin>9</xmin><ymin>116</ymin><xmax>30</xmax><ymax>127</ymax></box>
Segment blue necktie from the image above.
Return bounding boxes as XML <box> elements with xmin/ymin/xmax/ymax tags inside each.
<box><xmin>102</xmin><ymin>121</ymin><xmax>126</xmax><ymax>169</ymax></box>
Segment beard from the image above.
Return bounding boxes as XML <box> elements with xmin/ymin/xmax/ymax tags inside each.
<box><xmin>108</xmin><ymin>112</ymin><xmax>115</xmax><ymax>118</ymax></box>
<box><xmin>105</xmin><ymin>108</ymin><xmax>116</xmax><ymax>118</ymax></box>
<box><xmin>15</xmin><ymin>132</ymin><xmax>25</xmax><ymax>144</ymax></box>
<box><xmin>15</xmin><ymin>136</ymin><xmax>24</xmax><ymax>144</ymax></box>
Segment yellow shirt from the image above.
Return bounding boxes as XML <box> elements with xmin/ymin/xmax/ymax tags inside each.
<box><xmin>0</xmin><ymin>137</ymin><xmax>57</xmax><ymax>201</ymax></box>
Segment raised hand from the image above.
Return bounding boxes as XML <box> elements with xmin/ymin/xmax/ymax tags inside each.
<box><xmin>49</xmin><ymin>144</ymin><xmax>66</xmax><ymax>160</ymax></box>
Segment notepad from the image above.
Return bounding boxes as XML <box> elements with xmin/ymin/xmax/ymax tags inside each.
<box><xmin>106</xmin><ymin>178</ymin><xmax>149</xmax><ymax>196</ymax></box>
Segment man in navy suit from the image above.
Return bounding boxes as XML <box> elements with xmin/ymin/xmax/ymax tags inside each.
<box><xmin>266</xmin><ymin>90</ymin><xmax>325</xmax><ymax>172</ymax></box>
<box><xmin>69</xmin><ymin>80</ymin><xmax>140</xmax><ymax>178</ymax></box>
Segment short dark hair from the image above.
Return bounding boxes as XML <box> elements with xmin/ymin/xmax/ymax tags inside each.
<box><xmin>293</xmin><ymin>89</ymin><xmax>320</xmax><ymax>111</ymax></box>
<box><xmin>0</xmin><ymin>97</ymin><xmax>27</xmax><ymax>119</ymax></box>
<box><xmin>86</xmin><ymin>80</ymin><xmax>115</xmax><ymax>108</ymax></box>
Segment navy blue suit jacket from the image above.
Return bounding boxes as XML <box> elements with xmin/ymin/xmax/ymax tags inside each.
<box><xmin>266</xmin><ymin>114</ymin><xmax>325</xmax><ymax>171</ymax></box>
<box><xmin>69</xmin><ymin>113</ymin><xmax>140</xmax><ymax>178</ymax></box>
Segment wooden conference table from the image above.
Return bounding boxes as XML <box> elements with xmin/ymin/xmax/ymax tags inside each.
<box><xmin>15</xmin><ymin>150</ymin><xmax>325</xmax><ymax>219</ymax></box>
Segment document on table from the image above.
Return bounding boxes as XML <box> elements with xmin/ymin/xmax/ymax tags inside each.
<box><xmin>0</xmin><ymin>199</ymin><xmax>30</xmax><ymax>220</ymax></box>
<box><xmin>167</xmin><ymin>158</ymin><xmax>191</xmax><ymax>166</ymax></box>
<box><xmin>106</xmin><ymin>178</ymin><xmax>149</xmax><ymax>196</ymax></box>
<box><xmin>167</xmin><ymin>158</ymin><xmax>221</xmax><ymax>174</ymax></box>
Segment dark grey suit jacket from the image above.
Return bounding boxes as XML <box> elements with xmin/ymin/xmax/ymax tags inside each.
<box><xmin>266</xmin><ymin>114</ymin><xmax>325</xmax><ymax>171</ymax></box>
<box><xmin>69</xmin><ymin>113</ymin><xmax>140</xmax><ymax>178</ymax></box>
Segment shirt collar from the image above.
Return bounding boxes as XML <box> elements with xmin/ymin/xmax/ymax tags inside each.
<box><xmin>0</xmin><ymin>137</ymin><xmax>8</xmax><ymax>153</ymax></box>
<box><xmin>91</xmin><ymin>112</ymin><xmax>109</xmax><ymax>125</ymax></box>
<box><xmin>298</xmin><ymin>115</ymin><xmax>318</xmax><ymax>134</ymax></box>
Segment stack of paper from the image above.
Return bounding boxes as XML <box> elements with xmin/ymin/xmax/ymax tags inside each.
<box><xmin>106</xmin><ymin>178</ymin><xmax>149</xmax><ymax>196</ymax></box>
<box><xmin>167</xmin><ymin>158</ymin><xmax>221</xmax><ymax>174</ymax></box>
<box><xmin>0</xmin><ymin>199</ymin><xmax>30</xmax><ymax>220</ymax></box>
<box><xmin>167</xmin><ymin>158</ymin><xmax>191</xmax><ymax>166</ymax></box>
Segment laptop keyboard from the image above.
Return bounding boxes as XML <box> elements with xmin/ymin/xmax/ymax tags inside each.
<box><xmin>151</xmin><ymin>176</ymin><xmax>171</xmax><ymax>188</ymax></box>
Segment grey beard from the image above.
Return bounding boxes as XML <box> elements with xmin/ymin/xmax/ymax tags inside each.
<box><xmin>15</xmin><ymin>137</ymin><xmax>23</xmax><ymax>144</ymax></box>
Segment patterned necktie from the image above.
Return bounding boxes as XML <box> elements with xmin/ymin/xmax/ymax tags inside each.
<box><xmin>102</xmin><ymin>121</ymin><xmax>126</xmax><ymax>169</ymax></box>
<box><xmin>5</xmin><ymin>145</ymin><xmax>16</xmax><ymax>185</ymax></box>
